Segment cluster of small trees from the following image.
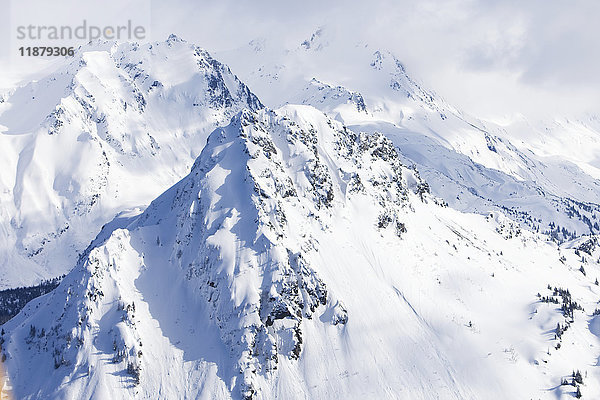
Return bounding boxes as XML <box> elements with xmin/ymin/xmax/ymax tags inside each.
<box><xmin>547</xmin><ymin>222</ymin><xmax>578</xmax><ymax>242</ymax></box>
<box><xmin>538</xmin><ymin>284</ymin><xmax>587</xmax><ymax>353</ymax></box>
<box><xmin>561</xmin><ymin>370</ymin><xmax>584</xmax><ymax>398</ymax></box>
<box><xmin>117</xmin><ymin>301</ymin><xmax>136</xmax><ymax>313</ymax></box>
<box><xmin>127</xmin><ymin>361</ymin><xmax>141</xmax><ymax>385</ymax></box>
<box><xmin>540</xmin><ymin>285</ymin><xmax>583</xmax><ymax>320</ymax></box>
<box><xmin>555</xmin><ymin>322</ymin><xmax>569</xmax><ymax>340</ymax></box>
<box><xmin>113</xmin><ymin>337</ymin><xmax>142</xmax><ymax>385</ymax></box>
<box><xmin>0</xmin><ymin>329</ymin><xmax>6</xmax><ymax>362</ymax></box>
<box><xmin>0</xmin><ymin>276</ymin><xmax>63</xmax><ymax>324</ymax></box>
<box><xmin>53</xmin><ymin>347</ymin><xmax>69</xmax><ymax>369</ymax></box>
<box><xmin>28</xmin><ymin>325</ymin><xmax>45</xmax><ymax>338</ymax></box>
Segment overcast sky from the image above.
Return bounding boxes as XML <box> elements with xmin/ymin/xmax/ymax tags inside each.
<box><xmin>2</xmin><ymin>0</ymin><xmax>599</xmax><ymax>120</ymax></box>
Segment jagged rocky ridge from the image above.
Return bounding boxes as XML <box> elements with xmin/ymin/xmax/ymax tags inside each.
<box><xmin>218</xmin><ymin>30</ymin><xmax>600</xmax><ymax>243</ymax></box>
<box><xmin>0</xmin><ymin>105</ymin><xmax>428</xmax><ymax>398</ymax></box>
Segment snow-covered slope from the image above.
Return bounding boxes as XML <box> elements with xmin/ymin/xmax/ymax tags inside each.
<box><xmin>216</xmin><ymin>27</ymin><xmax>600</xmax><ymax>241</ymax></box>
<box><xmin>2</xmin><ymin>106</ymin><xmax>600</xmax><ymax>399</ymax></box>
<box><xmin>0</xmin><ymin>35</ymin><xmax>262</xmax><ymax>288</ymax></box>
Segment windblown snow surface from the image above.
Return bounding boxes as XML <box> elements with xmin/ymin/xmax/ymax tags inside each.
<box><xmin>1</xmin><ymin>34</ymin><xmax>600</xmax><ymax>400</ymax></box>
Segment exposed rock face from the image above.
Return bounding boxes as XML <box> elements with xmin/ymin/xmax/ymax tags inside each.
<box><xmin>1</xmin><ymin>105</ymin><xmax>419</xmax><ymax>399</ymax></box>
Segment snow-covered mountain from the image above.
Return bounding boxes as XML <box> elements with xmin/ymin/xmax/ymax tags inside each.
<box><xmin>1</xmin><ymin>30</ymin><xmax>600</xmax><ymax>400</ymax></box>
<box><xmin>216</xmin><ymin>27</ymin><xmax>600</xmax><ymax>242</ymax></box>
<box><xmin>2</xmin><ymin>105</ymin><xmax>600</xmax><ymax>399</ymax></box>
<box><xmin>0</xmin><ymin>35</ymin><xmax>262</xmax><ymax>288</ymax></box>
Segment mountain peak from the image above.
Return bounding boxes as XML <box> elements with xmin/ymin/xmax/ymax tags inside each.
<box><xmin>1</xmin><ymin>104</ymin><xmax>424</xmax><ymax>398</ymax></box>
<box><xmin>0</xmin><ymin>37</ymin><xmax>263</xmax><ymax>289</ymax></box>
<box><xmin>166</xmin><ymin>33</ymin><xmax>186</xmax><ymax>44</ymax></box>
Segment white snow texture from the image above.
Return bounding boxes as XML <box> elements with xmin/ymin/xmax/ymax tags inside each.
<box><xmin>1</xmin><ymin>33</ymin><xmax>600</xmax><ymax>400</ymax></box>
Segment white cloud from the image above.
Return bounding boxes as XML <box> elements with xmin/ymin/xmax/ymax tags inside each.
<box><xmin>148</xmin><ymin>0</ymin><xmax>600</xmax><ymax>119</ymax></box>
<box><xmin>1</xmin><ymin>0</ymin><xmax>598</xmax><ymax>119</ymax></box>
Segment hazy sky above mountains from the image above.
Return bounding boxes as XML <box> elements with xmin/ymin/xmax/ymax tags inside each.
<box><xmin>150</xmin><ymin>0</ymin><xmax>600</xmax><ymax>120</ymax></box>
<box><xmin>1</xmin><ymin>0</ymin><xmax>598</xmax><ymax>120</ymax></box>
